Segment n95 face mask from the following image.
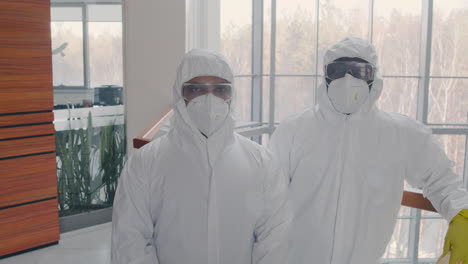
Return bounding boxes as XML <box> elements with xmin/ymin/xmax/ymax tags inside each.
<box><xmin>327</xmin><ymin>73</ymin><xmax>370</xmax><ymax>114</ymax></box>
<box><xmin>187</xmin><ymin>94</ymin><xmax>230</xmax><ymax>137</ymax></box>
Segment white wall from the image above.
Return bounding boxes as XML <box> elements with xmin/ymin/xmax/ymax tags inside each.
<box><xmin>123</xmin><ymin>0</ymin><xmax>185</xmax><ymax>154</ymax></box>
<box><xmin>186</xmin><ymin>0</ymin><xmax>220</xmax><ymax>51</ymax></box>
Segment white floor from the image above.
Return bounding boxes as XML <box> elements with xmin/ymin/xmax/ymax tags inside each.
<box><xmin>0</xmin><ymin>222</ymin><xmax>112</xmax><ymax>264</ymax></box>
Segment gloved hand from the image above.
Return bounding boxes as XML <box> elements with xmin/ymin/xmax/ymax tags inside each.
<box><xmin>438</xmin><ymin>209</ymin><xmax>468</xmax><ymax>264</ymax></box>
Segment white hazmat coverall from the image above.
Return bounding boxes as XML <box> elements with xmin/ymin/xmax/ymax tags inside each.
<box><xmin>111</xmin><ymin>49</ymin><xmax>290</xmax><ymax>264</ymax></box>
<box><xmin>269</xmin><ymin>37</ymin><xmax>468</xmax><ymax>264</ymax></box>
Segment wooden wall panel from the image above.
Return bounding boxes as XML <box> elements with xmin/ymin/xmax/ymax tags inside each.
<box><xmin>0</xmin><ymin>154</ymin><xmax>57</xmax><ymax>208</ymax></box>
<box><xmin>0</xmin><ymin>112</ymin><xmax>53</xmax><ymax>127</ymax></box>
<box><xmin>0</xmin><ymin>70</ymin><xmax>53</xmax><ymax>115</ymax></box>
<box><xmin>0</xmin><ymin>199</ymin><xmax>59</xmax><ymax>257</ymax></box>
<box><xmin>0</xmin><ymin>0</ymin><xmax>59</xmax><ymax>258</ymax></box>
<box><xmin>0</xmin><ymin>124</ymin><xmax>54</xmax><ymax>140</ymax></box>
<box><xmin>0</xmin><ymin>1</ymin><xmax>51</xmax><ymax>32</ymax></box>
<box><xmin>0</xmin><ymin>0</ymin><xmax>52</xmax><ymax>114</ymax></box>
<box><xmin>0</xmin><ymin>135</ymin><xmax>55</xmax><ymax>159</ymax></box>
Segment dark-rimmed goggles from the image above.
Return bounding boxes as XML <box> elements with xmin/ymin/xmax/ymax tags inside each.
<box><xmin>324</xmin><ymin>61</ymin><xmax>376</xmax><ymax>82</ymax></box>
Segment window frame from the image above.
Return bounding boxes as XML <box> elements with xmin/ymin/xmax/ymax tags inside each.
<box><xmin>51</xmin><ymin>1</ymin><xmax>122</xmax><ymax>89</ymax></box>
<box><xmin>201</xmin><ymin>0</ymin><xmax>468</xmax><ymax>262</ymax></box>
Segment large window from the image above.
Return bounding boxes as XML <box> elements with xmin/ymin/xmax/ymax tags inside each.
<box><xmin>51</xmin><ymin>6</ymin><xmax>85</xmax><ymax>87</ymax></box>
<box><xmin>214</xmin><ymin>0</ymin><xmax>468</xmax><ymax>263</ymax></box>
<box><xmin>51</xmin><ymin>1</ymin><xmax>125</xmax><ymax>220</ymax></box>
<box><xmin>220</xmin><ymin>0</ymin><xmax>253</xmax><ymax>124</ymax></box>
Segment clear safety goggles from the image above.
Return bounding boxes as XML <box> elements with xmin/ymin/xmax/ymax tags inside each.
<box><xmin>324</xmin><ymin>61</ymin><xmax>376</xmax><ymax>82</ymax></box>
<box><xmin>182</xmin><ymin>82</ymin><xmax>233</xmax><ymax>101</ymax></box>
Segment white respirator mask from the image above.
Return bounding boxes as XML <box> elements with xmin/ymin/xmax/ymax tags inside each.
<box><xmin>186</xmin><ymin>94</ymin><xmax>230</xmax><ymax>137</ymax></box>
<box><xmin>327</xmin><ymin>73</ymin><xmax>370</xmax><ymax>114</ymax></box>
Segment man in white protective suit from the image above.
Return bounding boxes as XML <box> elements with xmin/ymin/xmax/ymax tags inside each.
<box><xmin>111</xmin><ymin>49</ymin><xmax>290</xmax><ymax>264</ymax></box>
<box><xmin>269</xmin><ymin>37</ymin><xmax>468</xmax><ymax>264</ymax></box>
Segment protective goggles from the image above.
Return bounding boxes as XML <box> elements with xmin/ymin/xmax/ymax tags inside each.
<box><xmin>182</xmin><ymin>82</ymin><xmax>232</xmax><ymax>101</ymax></box>
<box><xmin>324</xmin><ymin>61</ymin><xmax>376</xmax><ymax>82</ymax></box>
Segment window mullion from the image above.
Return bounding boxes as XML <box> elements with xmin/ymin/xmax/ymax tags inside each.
<box><xmin>251</xmin><ymin>0</ymin><xmax>263</xmax><ymax>128</ymax></box>
<box><xmin>82</xmin><ymin>4</ymin><xmax>90</xmax><ymax>89</ymax></box>
<box><xmin>464</xmin><ymin>135</ymin><xmax>468</xmax><ymax>189</ymax></box>
<box><xmin>313</xmin><ymin>0</ymin><xmax>320</xmax><ymax>103</ymax></box>
<box><xmin>412</xmin><ymin>1</ymin><xmax>434</xmax><ymax>263</ymax></box>
<box><xmin>268</xmin><ymin>0</ymin><xmax>277</xmax><ymax>134</ymax></box>
<box><xmin>368</xmin><ymin>0</ymin><xmax>374</xmax><ymax>42</ymax></box>
<box><xmin>416</xmin><ymin>0</ymin><xmax>433</xmax><ymax>124</ymax></box>
<box><xmin>408</xmin><ymin>208</ymin><xmax>422</xmax><ymax>263</ymax></box>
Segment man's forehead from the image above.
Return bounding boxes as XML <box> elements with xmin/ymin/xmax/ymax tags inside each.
<box><xmin>188</xmin><ymin>76</ymin><xmax>229</xmax><ymax>83</ymax></box>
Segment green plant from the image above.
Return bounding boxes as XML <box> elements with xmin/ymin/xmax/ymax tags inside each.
<box><xmin>94</xmin><ymin>121</ymin><xmax>127</xmax><ymax>205</ymax></box>
<box><xmin>55</xmin><ymin>109</ymin><xmax>126</xmax><ymax>216</ymax></box>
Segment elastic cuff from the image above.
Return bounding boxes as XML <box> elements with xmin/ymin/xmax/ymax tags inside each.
<box><xmin>459</xmin><ymin>209</ymin><xmax>468</xmax><ymax>219</ymax></box>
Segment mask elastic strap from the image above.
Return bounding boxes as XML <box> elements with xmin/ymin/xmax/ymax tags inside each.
<box><xmin>367</xmin><ymin>80</ymin><xmax>374</xmax><ymax>91</ymax></box>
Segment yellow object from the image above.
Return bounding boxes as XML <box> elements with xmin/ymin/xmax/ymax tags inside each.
<box><xmin>439</xmin><ymin>209</ymin><xmax>468</xmax><ymax>264</ymax></box>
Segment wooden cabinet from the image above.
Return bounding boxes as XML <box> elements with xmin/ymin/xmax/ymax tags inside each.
<box><xmin>0</xmin><ymin>0</ymin><xmax>59</xmax><ymax>258</ymax></box>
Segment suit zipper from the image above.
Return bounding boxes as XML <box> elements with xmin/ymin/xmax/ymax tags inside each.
<box><xmin>205</xmin><ymin>140</ymin><xmax>219</xmax><ymax>264</ymax></box>
<box><xmin>330</xmin><ymin>115</ymin><xmax>350</xmax><ymax>264</ymax></box>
